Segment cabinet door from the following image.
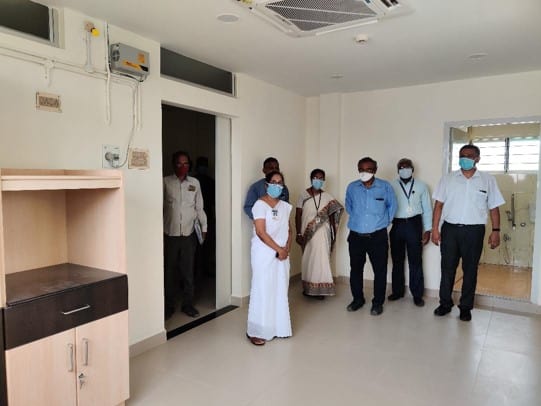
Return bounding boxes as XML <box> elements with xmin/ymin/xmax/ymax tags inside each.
<box><xmin>76</xmin><ymin>311</ymin><xmax>129</xmax><ymax>406</ymax></box>
<box><xmin>5</xmin><ymin>329</ymin><xmax>76</xmax><ymax>406</ymax></box>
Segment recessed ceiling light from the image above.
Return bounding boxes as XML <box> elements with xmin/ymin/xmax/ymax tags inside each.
<box><xmin>217</xmin><ymin>13</ymin><xmax>239</xmax><ymax>23</ymax></box>
<box><xmin>331</xmin><ymin>74</ymin><xmax>344</xmax><ymax>79</ymax></box>
<box><xmin>468</xmin><ymin>53</ymin><xmax>488</xmax><ymax>60</ymax></box>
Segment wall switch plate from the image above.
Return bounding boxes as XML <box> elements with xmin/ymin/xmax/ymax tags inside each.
<box><xmin>102</xmin><ymin>145</ymin><xmax>120</xmax><ymax>168</ymax></box>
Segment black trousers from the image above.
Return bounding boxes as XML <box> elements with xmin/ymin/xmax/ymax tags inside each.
<box><xmin>439</xmin><ymin>222</ymin><xmax>485</xmax><ymax>310</ymax></box>
<box><xmin>348</xmin><ymin>228</ymin><xmax>389</xmax><ymax>306</ymax></box>
<box><xmin>164</xmin><ymin>233</ymin><xmax>197</xmax><ymax>311</ymax></box>
<box><xmin>389</xmin><ymin>215</ymin><xmax>424</xmax><ymax>299</ymax></box>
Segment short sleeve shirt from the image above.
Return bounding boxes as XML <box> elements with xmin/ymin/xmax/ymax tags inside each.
<box><xmin>432</xmin><ymin>170</ymin><xmax>504</xmax><ymax>225</ymax></box>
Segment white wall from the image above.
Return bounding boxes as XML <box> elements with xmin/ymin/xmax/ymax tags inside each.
<box><xmin>0</xmin><ymin>8</ymin><xmax>307</xmax><ymax>348</ymax></box>
<box><xmin>309</xmin><ymin>70</ymin><xmax>541</xmax><ymax>304</ymax></box>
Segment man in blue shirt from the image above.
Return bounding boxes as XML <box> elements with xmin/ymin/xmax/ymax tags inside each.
<box><xmin>243</xmin><ymin>157</ymin><xmax>290</xmax><ymax>219</ymax></box>
<box><xmin>389</xmin><ymin>158</ymin><xmax>432</xmax><ymax>307</ymax></box>
<box><xmin>345</xmin><ymin>157</ymin><xmax>397</xmax><ymax>316</ymax></box>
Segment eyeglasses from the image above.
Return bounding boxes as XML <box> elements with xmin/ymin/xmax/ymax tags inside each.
<box><xmin>175</xmin><ymin>162</ymin><xmax>189</xmax><ymax>167</ymax></box>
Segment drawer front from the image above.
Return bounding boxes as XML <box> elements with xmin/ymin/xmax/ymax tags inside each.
<box><xmin>3</xmin><ymin>275</ymin><xmax>128</xmax><ymax>350</ymax></box>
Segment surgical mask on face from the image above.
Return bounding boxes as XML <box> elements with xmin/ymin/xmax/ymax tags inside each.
<box><xmin>312</xmin><ymin>178</ymin><xmax>325</xmax><ymax>190</ymax></box>
<box><xmin>459</xmin><ymin>157</ymin><xmax>476</xmax><ymax>171</ymax></box>
<box><xmin>175</xmin><ymin>166</ymin><xmax>189</xmax><ymax>177</ymax></box>
<box><xmin>398</xmin><ymin>168</ymin><xmax>413</xmax><ymax>179</ymax></box>
<box><xmin>267</xmin><ymin>183</ymin><xmax>283</xmax><ymax>199</ymax></box>
<box><xmin>359</xmin><ymin>172</ymin><xmax>374</xmax><ymax>182</ymax></box>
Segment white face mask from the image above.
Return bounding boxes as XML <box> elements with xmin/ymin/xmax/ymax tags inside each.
<box><xmin>359</xmin><ymin>172</ymin><xmax>374</xmax><ymax>182</ymax></box>
<box><xmin>398</xmin><ymin>168</ymin><xmax>413</xmax><ymax>179</ymax></box>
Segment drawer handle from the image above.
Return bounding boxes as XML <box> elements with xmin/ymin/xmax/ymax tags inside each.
<box><xmin>61</xmin><ymin>304</ymin><xmax>91</xmax><ymax>315</ymax></box>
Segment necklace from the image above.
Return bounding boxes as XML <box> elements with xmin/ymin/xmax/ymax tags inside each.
<box><xmin>311</xmin><ymin>190</ymin><xmax>322</xmax><ymax>211</ymax></box>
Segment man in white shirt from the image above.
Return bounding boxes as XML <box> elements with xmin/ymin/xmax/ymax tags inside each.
<box><xmin>164</xmin><ymin>151</ymin><xmax>207</xmax><ymax>319</ymax></box>
<box><xmin>432</xmin><ymin>144</ymin><xmax>504</xmax><ymax>321</ymax></box>
<box><xmin>389</xmin><ymin>158</ymin><xmax>432</xmax><ymax>307</ymax></box>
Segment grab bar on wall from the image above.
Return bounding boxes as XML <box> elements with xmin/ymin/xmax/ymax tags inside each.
<box><xmin>511</xmin><ymin>193</ymin><xmax>516</xmax><ymax>230</ymax></box>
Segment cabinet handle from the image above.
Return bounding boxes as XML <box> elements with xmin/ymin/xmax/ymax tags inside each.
<box><xmin>61</xmin><ymin>304</ymin><xmax>91</xmax><ymax>315</ymax></box>
<box><xmin>67</xmin><ymin>343</ymin><xmax>74</xmax><ymax>372</ymax></box>
<box><xmin>82</xmin><ymin>338</ymin><xmax>89</xmax><ymax>366</ymax></box>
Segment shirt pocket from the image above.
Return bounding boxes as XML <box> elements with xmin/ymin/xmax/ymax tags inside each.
<box><xmin>369</xmin><ymin>196</ymin><xmax>386</xmax><ymax>215</ymax></box>
<box><xmin>475</xmin><ymin>189</ymin><xmax>488</xmax><ymax>209</ymax></box>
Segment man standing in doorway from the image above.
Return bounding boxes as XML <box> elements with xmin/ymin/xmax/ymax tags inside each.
<box><xmin>345</xmin><ymin>157</ymin><xmax>397</xmax><ymax>316</ymax></box>
<box><xmin>388</xmin><ymin>158</ymin><xmax>432</xmax><ymax>307</ymax></box>
<box><xmin>432</xmin><ymin>144</ymin><xmax>504</xmax><ymax>321</ymax></box>
<box><xmin>164</xmin><ymin>150</ymin><xmax>207</xmax><ymax>319</ymax></box>
<box><xmin>243</xmin><ymin>157</ymin><xmax>290</xmax><ymax>219</ymax></box>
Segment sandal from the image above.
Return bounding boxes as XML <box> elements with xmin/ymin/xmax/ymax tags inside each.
<box><xmin>246</xmin><ymin>333</ymin><xmax>266</xmax><ymax>346</ymax></box>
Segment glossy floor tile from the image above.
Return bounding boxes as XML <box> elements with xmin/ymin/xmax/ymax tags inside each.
<box><xmin>128</xmin><ymin>282</ymin><xmax>541</xmax><ymax>406</ymax></box>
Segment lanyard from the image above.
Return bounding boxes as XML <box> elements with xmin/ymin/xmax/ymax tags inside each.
<box><xmin>399</xmin><ymin>178</ymin><xmax>414</xmax><ymax>201</ymax></box>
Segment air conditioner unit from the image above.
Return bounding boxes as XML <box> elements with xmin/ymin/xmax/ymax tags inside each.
<box><xmin>234</xmin><ymin>0</ymin><xmax>412</xmax><ymax>37</ymax></box>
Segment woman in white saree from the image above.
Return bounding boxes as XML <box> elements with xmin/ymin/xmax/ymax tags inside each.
<box><xmin>247</xmin><ymin>171</ymin><xmax>292</xmax><ymax>346</ymax></box>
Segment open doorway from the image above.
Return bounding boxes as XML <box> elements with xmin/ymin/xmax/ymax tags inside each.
<box><xmin>448</xmin><ymin>121</ymin><xmax>540</xmax><ymax>301</ymax></box>
<box><xmin>162</xmin><ymin>104</ymin><xmax>217</xmax><ymax>332</ymax></box>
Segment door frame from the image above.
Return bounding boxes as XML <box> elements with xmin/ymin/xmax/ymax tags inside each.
<box><xmin>443</xmin><ymin>115</ymin><xmax>541</xmax><ymax>305</ymax></box>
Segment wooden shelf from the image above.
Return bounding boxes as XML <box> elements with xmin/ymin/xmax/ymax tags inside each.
<box><xmin>0</xmin><ymin>169</ymin><xmax>122</xmax><ymax>191</ymax></box>
<box><xmin>2</xmin><ymin>175</ymin><xmax>121</xmax><ymax>191</ymax></box>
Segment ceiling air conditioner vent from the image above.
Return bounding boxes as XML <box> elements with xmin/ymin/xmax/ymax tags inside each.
<box><xmin>234</xmin><ymin>0</ymin><xmax>412</xmax><ymax>37</ymax></box>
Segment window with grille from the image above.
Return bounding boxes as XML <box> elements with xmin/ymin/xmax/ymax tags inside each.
<box><xmin>451</xmin><ymin>136</ymin><xmax>540</xmax><ymax>173</ymax></box>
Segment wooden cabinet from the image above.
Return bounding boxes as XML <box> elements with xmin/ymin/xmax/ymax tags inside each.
<box><xmin>5</xmin><ymin>311</ymin><xmax>128</xmax><ymax>406</ymax></box>
<box><xmin>0</xmin><ymin>169</ymin><xmax>129</xmax><ymax>406</ymax></box>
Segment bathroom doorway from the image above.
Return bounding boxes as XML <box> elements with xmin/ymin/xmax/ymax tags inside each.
<box><xmin>448</xmin><ymin>120</ymin><xmax>540</xmax><ymax>300</ymax></box>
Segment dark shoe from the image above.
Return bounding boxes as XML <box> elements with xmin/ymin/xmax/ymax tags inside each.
<box><xmin>370</xmin><ymin>305</ymin><xmax>383</xmax><ymax>316</ymax></box>
<box><xmin>347</xmin><ymin>299</ymin><xmax>365</xmax><ymax>312</ymax></box>
<box><xmin>387</xmin><ymin>293</ymin><xmax>404</xmax><ymax>301</ymax></box>
<box><xmin>434</xmin><ymin>305</ymin><xmax>452</xmax><ymax>316</ymax></box>
<box><xmin>164</xmin><ymin>307</ymin><xmax>175</xmax><ymax>320</ymax></box>
<box><xmin>181</xmin><ymin>304</ymin><xmax>200</xmax><ymax>318</ymax></box>
<box><xmin>413</xmin><ymin>297</ymin><xmax>425</xmax><ymax>307</ymax></box>
<box><xmin>459</xmin><ymin>309</ymin><xmax>472</xmax><ymax>322</ymax></box>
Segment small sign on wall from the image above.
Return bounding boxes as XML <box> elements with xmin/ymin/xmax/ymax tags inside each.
<box><xmin>128</xmin><ymin>148</ymin><xmax>150</xmax><ymax>169</ymax></box>
<box><xmin>36</xmin><ymin>92</ymin><xmax>62</xmax><ymax>112</ymax></box>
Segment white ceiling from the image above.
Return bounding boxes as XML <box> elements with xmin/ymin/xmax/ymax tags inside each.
<box><xmin>42</xmin><ymin>0</ymin><xmax>541</xmax><ymax>96</ymax></box>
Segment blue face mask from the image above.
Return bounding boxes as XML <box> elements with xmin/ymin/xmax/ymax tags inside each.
<box><xmin>459</xmin><ymin>157</ymin><xmax>476</xmax><ymax>171</ymax></box>
<box><xmin>311</xmin><ymin>178</ymin><xmax>324</xmax><ymax>190</ymax></box>
<box><xmin>267</xmin><ymin>183</ymin><xmax>283</xmax><ymax>199</ymax></box>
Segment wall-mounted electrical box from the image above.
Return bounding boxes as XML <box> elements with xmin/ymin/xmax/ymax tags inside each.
<box><xmin>109</xmin><ymin>43</ymin><xmax>149</xmax><ymax>79</ymax></box>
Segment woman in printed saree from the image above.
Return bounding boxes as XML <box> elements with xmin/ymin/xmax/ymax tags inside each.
<box><xmin>295</xmin><ymin>169</ymin><xmax>344</xmax><ymax>300</ymax></box>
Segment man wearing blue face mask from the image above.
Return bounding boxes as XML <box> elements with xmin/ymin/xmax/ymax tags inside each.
<box><xmin>389</xmin><ymin>158</ymin><xmax>433</xmax><ymax>307</ymax></box>
<box><xmin>432</xmin><ymin>144</ymin><xmax>504</xmax><ymax>322</ymax></box>
<box><xmin>244</xmin><ymin>157</ymin><xmax>290</xmax><ymax>220</ymax></box>
<box><xmin>345</xmin><ymin>157</ymin><xmax>397</xmax><ymax>316</ymax></box>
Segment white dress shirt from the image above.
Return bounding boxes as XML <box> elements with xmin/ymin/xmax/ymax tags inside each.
<box><xmin>433</xmin><ymin>170</ymin><xmax>504</xmax><ymax>225</ymax></box>
<box><xmin>163</xmin><ymin>174</ymin><xmax>207</xmax><ymax>236</ymax></box>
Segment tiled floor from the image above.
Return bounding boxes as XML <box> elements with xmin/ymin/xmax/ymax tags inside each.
<box><xmin>128</xmin><ymin>282</ymin><xmax>541</xmax><ymax>406</ymax></box>
<box><xmin>455</xmin><ymin>263</ymin><xmax>532</xmax><ymax>300</ymax></box>
<box><xmin>165</xmin><ymin>274</ymin><xmax>216</xmax><ymax>332</ymax></box>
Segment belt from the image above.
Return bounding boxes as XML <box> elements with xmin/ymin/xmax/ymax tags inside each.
<box><xmin>444</xmin><ymin>222</ymin><xmax>483</xmax><ymax>227</ymax></box>
<box><xmin>350</xmin><ymin>228</ymin><xmax>386</xmax><ymax>238</ymax></box>
<box><xmin>393</xmin><ymin>214</ymin><xmax>421</xmax><ymax>224</ymax></box>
